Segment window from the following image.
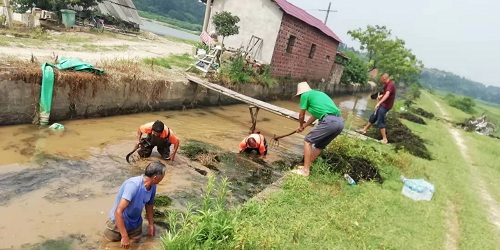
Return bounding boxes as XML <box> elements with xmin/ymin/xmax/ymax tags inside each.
<box><xmin>326</xmin><ymin>55</ymin><xmax>330</xmax><ymax>62</ymax></box>
<box><xmin>286</xmin><ymin>35</ymin><xmax>296</xmax><ymax>53</ymax></box>
<box><xmin>309</xmin><ymin>44</ymin><xmax>316</xmax><ymax>59</ymax></box>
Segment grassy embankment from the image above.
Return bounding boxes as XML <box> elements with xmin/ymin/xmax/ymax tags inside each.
<box><xmin>159</xmin><ymin>91</ymin><xmax>500</xmax><ymax>249</ymax></box>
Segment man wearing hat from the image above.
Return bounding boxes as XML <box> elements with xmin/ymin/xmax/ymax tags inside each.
<box><xmin>293</xmin><ymin>82</ymin><xmax>344</xmax><ymax>176</ymax></box>
<box><xmin>137</xmin><ymin>120</ymin><xmax>180</xmax><ymax>161</ymax></box>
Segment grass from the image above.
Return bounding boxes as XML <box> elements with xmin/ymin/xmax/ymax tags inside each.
<box><xmin>419</xmin><ymin>91</ymin><xmax>500</xmax><ymax>248</ymax></box>
<box><xmin>160</xmin><ymin>90</ymin><xmax>500</xmax><ymax>249</ymax></box>
<box><xmin>143</xmin><ymin>53</ymin><xmax>196</xmax><ymax>69</ymax></box>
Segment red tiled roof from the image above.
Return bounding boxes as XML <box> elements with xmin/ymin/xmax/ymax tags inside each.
<box><xmin>274</xmin><ymin>0</ymin><xmax>342</xmax><ymax>43</ymax></box>
<box><xmin>201</xmin><ymin>0</ymin><xmax>342</xmax><ymax>43</ymax></box>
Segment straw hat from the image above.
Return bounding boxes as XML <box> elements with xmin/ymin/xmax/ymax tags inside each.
<box><xmin>296</xmin><ymin>82</ymin><xmax>312</xmax><ymax>96</ymax></box>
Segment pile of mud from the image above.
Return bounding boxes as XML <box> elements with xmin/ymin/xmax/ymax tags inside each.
<box><xmin>398</xmin><ymin>112</ymin><xmax>426</xmax><ymax>125</ymax></box>
<box><xmin>366</xmin><ymin>112</ymin><xmax>432</xmax><ymax>160</ymax></box>
<box><xmin>411</xmin><ymin>107</ymin><xmax>435</xmax><ymax>119</ymax></box>
<box><xmin>321</xmin><ymin>152</ymin><xmax>383</xmax><ymax>183</ymax></box>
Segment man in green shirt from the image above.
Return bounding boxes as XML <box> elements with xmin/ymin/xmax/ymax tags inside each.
<box><xmin>293</xmin><ymin>82</ymin><xmax>344</xmax><ymax>176</ymax></box>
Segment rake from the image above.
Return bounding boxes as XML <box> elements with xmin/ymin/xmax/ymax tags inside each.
<box><xmin>271</xmin><ymin>130</ymin><xmax>297</xmax><ymax>148</ymax></box>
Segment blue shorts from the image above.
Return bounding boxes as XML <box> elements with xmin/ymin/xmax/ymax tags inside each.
<box><xmin>369</xmin><ymin>106</ymin><xmax>389</xmax><ymax>129</ymax></box>
<box><xmin>305</xmin><ymin>114</ymin><xmax>344</xmax><ymax>149</ymax></box>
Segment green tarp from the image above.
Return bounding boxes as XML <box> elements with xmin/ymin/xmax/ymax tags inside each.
<box><xmin>39</xmin><ymin>58</ymin><xmax>104</xmax><ymax>125</ymax></box>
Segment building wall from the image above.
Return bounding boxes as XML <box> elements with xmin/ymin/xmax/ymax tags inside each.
<box><xmin>330</xmin><ymin>63</ymin><xmax>344</xmax><ymax>84</ymax></box>
<box><xmin>208</xmin><ymin>0</ymin><xmax>283</xmax><ymax>63</ymax></box>
<box><xmin>270</xmin><ymin>14</ymin><xmax>339</xmax><ymax>81</ymax></box>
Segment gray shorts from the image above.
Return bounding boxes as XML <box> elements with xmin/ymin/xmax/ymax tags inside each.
<box><xmin>305</xmin><ymin>114</ymin><xmax>344</xmax><ymax>149</ymax></box>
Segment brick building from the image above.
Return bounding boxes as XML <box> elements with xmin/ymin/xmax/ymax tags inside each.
<box><xmin>203</xmin><ymin>0</ymin><xmax>342</xmax><ymax>82</ymax></box>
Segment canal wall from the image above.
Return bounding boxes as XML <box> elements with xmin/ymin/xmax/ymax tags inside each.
<box><xmin>0</xmin><ymin>67</ymin><xmax>376</xmax><ymax>125</ymax></box>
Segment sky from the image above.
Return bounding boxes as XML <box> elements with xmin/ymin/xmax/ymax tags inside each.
<box><xmin>287</xmin><ymin>0</ymin><xmax>500</xmax><ymax>87</ymax></box>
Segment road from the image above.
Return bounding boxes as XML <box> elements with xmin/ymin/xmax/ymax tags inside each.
<box><xmin>140</xmin><ymin>20</ymin><xmax>200</xmax><ymax>41</ymax></box>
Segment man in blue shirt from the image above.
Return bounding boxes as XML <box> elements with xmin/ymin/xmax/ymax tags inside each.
<box><xmin>104</xmin><ymin>161</ymin><xmax>166</xmax><ymax>248</ymax></box>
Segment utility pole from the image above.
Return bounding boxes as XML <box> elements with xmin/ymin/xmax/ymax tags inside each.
<box><xmin>3</xmin><ymin>0</ymin><xmax>13</xmax><ymax>28</ymax></box>
<box><xmin>318</xmin><ymin>2</ymin><xmax>337</xmax><ymax>24</ymax></box>
<box><xmin>202</xmin><ymin>0</ymin><xmax>213</xmax><ymax>32</ymax></box>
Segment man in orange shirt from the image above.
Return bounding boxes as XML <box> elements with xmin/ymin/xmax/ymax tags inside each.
<box><xmin>239</xmin><ymin>133</ymin><xmax>268</xmax><ymax>157</ymax></box>
<box><xmin>137</xmin><ymin>120</ymin><xmax>180</xmax><ymax>161</ymax></box>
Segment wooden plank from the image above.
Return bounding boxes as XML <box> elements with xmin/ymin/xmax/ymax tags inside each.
<box><xmin>187</xmin><ymin>75</ymin><xmax>303</xmax><ymax>121</ymax></box>
<box><xmin>187</xmin><ymin>75</ymin><xmax>380</xmax><ymax>143</ymax></box>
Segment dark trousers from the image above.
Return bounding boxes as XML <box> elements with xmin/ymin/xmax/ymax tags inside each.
<box><xmin>137</xmin><ymin>137</ymin><xmax>171</xmax><ymax>160</ymax></box>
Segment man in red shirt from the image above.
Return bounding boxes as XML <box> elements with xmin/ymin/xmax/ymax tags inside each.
<box><xmin>358</xmin><ymin>73</ymin><xmax>396</xmax><ymax>143</ymax></box>
<box><xmin>137</xmin><ymin>120</ymin><xmax>180</xmax><ymax>161</ymax></box>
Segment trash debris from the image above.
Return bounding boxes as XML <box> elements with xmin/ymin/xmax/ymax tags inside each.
<box><xmin>457</xmin><ymin>115</ymin><xmax>497</xmax><ymax>136</ymax></box>
<box><xmin>344</xmin><ymin>174</ymin><xmax>356</xmax><ymax>186</ymax></box>
<box><xmin>49</xmin><ymin>123</ymin><xmax>65</xmax><ymax>131</ymax></box>
<box><xmin>400</xmin><ymin>175</ymin><xmax>435</xmax><ymax>201</ymax></box>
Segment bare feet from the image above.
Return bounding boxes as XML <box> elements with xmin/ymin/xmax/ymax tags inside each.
<box><xmin>356</xmin><ymin>129</ymin><xmax>367</xmax><ymax>135</ymax></box>
<box><xmin>380</xmin><ymin>139</ymin><xmax>388</xmax><ymax>144</ymax></box>
<box><xmin>291</xmin><ymin>168</ymin><xmax>309</xmax><ymax>176</ymax></box>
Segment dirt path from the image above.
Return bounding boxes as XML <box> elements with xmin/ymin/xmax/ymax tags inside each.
<box><xmin>0</xmin><ymin>32</ymin><xmax>193</xmax><ymax>64</ymax></box>
<box><xmin>433</xmin><ymin>100</ymin><xmax>500</xmax><ymax>235</ymax></box>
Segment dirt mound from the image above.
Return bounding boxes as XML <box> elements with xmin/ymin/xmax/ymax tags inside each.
<box><xmin>411</xmin><ymin>108</ymin><xmax>435</xmax><ymax>119</ymax></box>
<box><xmin>399</xmin><ymin>112</ymin><xmax>426</xmax><ymax>125</ymax></box>
<box><xmin>366</xmin><ymin>112</ymin><xmax>432</xmax><ymax>160</ymax></box>
<box><xmin>322</xmin><ymin>152</ymin><xmax>383</xmax><ymax>183</ymax></box>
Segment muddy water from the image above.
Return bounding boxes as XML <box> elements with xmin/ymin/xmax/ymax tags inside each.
<box><xmin>0</xmin><ymin>93</ymin><xmax>374</xmax><ymax>249</ymax></box>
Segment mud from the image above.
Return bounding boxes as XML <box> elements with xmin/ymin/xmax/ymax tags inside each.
<box><xmin>322</xmin><ymin>152</ymin><xmax>383</xmax><ymax>183</ymax></box>
<box><xmin>412</xmin><ymin>107</ymin><xmax>435</xmax><ymax>119</ymax></box>
<box><xmin>398</xmin><ymin>112</ymin><xmax>427</xmax><ymax>125</ymax></box>
<box><xmin>366</xmin><ymin>112</ymin><xmax>432</xmax><ymax>160</ymax></box>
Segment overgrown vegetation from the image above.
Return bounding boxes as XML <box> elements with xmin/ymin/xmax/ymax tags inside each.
<box><xmin>155</xmin><ymin>195</ymin><xmax>172</xmax><ymax>207</ymax></box>
<box><xmin>337</xmin><ymin>50</ymin><xmax>369</xmax><ymax>85</ymax></box>
<box><xmin>161</xmin><ymin>175</ymin><xmax>236</xmax><ymax>249</ymax></box>
<box><xmin>218</xmin><ymin>56</ymin><xmax>277</xmax><ymax>86</ymax></box>
<box><xmin>444</xmin><ymin>94</ymin><xmax>476</xmax><ymax>114</ymax></box>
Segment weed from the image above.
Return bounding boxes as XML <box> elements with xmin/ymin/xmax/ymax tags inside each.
<box><xmin>161</xmin><ymin>175</ymin><xmax>237</xmax><ymax>249</ymax></box>
<box><xmin>155</xmin><ymin>195</ymin><xmax>172</xmax><ymax>207</ymax></box>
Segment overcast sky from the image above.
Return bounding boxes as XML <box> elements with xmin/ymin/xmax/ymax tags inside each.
<box><xmin>287</xmin><ymin>0</ymin><xmax>499</xmax><ymax>87</ymax></box>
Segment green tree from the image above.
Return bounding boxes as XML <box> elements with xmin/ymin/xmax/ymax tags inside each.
<box><xmin>348</xmin><ymin>25</ymin><xmax>423</xmax><ymax>84</ymax></box>
<box><xmin>338</xmin><ymin>51</ymin><xmax>369</xmax><ymax>85</ymax></box>
<box><xmin>403</xmin><ymin>83</ymin><xmax>422</xmax><ymax>108</ymax></box>
<box><xmin>12</xmin><ymin>0</ymin><xmax>102</xmax><ymax>13</ymax></box>
<box><xmin>212</xmin><ymin>11</ymin><xmax>240</xmax><ymax>48</ymax></box>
